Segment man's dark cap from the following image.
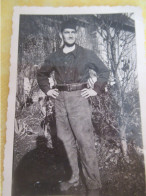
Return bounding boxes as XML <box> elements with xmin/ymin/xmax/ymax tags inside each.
<box><xmin>61</xmin><ymin>19</ymin><xmax>77</xmax><ymax>32</ymax></box>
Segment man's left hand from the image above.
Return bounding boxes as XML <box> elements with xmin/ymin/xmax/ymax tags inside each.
<box><xmin>81</xmin><ymin>88</ymin><xmax>97</xmax><ymax>98</ymax></box>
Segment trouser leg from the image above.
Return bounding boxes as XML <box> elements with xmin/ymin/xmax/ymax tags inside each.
<box><xmin>66</xmin><ymin>91</ymin><xmax>102</xmax><ymax>189</ymax></box>
<box><xmin>55</xmin><ymin>94</ymin><xmax>79</xmax><ymax>182</ymax></box>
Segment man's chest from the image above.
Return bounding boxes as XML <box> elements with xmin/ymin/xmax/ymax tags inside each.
<box><xmin>53</xmin><ymin>53</ymin><xmax>88</xmax><ymax>72</ymax></box>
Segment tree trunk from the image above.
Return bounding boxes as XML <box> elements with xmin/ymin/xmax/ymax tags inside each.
<box><xmin>114</xmin><ymin>73</ymin><xmax>129</xmax><ymax>162</ymax></box>
<box><xmin>120</xmin><ymin>124</ymin><xmax>129</xmax><ymax>162</ymax></box>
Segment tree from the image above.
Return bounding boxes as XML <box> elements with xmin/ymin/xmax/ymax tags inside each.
<box><xmin>91</xmin><ymin>14</ymin><xmax>139</xmax><ymax>161</ymax></box>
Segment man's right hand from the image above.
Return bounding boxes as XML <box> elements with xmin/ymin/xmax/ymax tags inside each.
<box><xmin>47</xmin><ymin>89</ymin><xmax>59</xmax><ymax>99</ymax></box>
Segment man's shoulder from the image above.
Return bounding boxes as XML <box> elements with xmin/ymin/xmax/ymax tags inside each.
<box><xmin>77</xmin><ymin>44</ymin><xmax>95</xmax><ymax>55</ymax></box>
<box><xmin>77</xmin><ymin>45</ymin><xmax>103</xmax><ymax>63</ymax></box>
<box><xmin>44</xmin><ymin>50</ymin><xmax>59</xmax><ymax>61</ymax></box>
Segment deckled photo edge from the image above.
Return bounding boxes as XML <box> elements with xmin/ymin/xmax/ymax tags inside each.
<box><xmin>3</xmin><ymin>7</ymin><xmax>20</xmax><ymax>196</ymax></box>
<box><xmin>3</xmin><ymin>6</ymin><xmax>146</xmax><ymax>196</ymax></box>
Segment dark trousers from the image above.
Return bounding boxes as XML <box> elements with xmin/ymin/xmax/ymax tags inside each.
<box><xmin>54</xmin><ymin>90</ymin><xmax>101</xmax><ymax>189</ymax></box>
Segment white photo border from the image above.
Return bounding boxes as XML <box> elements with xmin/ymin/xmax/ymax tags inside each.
<box><xmin>3</xmin><ymin>6</ymin><xmax>146</xmax><ymax>196</ymax></box>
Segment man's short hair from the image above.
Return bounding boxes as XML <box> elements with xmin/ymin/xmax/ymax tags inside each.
<box><xmin>61</xmin><ymin>19</ymin><xmax>77</xmax><ymax>32</ymax></box>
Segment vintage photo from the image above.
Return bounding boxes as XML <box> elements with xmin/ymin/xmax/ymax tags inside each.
<box><xmin>3</xmin><ymin>6</ymin><xmax>146</xmax><ymax>196</ymax></box>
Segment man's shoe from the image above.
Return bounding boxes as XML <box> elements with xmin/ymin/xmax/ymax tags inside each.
<box><xmin>60</xmin><ymin>180</ymin><xmax>79</xmax><ymax>191</ymax></box>
<box><xmin>87</xmin><ymin>189</ymin><xmax>100</xmax><ymax>196</ymax></box>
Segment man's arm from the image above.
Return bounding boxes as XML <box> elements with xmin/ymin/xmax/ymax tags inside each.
<box><xmin>88</xmin><ymin>50</ymin><xmax>110</xmax><ymax>94</ymax></box>
<box><xmin>37</xmin><ymin>57</ymin><xmax>54</xmax><ymax>94</ymax></box>
<box><xmin>81</xmin><ymin>50</ymin><xmax>109</xmax><ymax>99</ymax></box>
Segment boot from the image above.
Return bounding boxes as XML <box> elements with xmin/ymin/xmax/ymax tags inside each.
<box><xmin>60</xmin><ymin>180</ymin><xmax>79</xmax><ymax>191</ymax></box>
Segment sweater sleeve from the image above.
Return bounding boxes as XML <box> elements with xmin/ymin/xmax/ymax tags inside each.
<box><xmin>37</xmin><ymin>56</ymin><xmax>54</xmax><ymax>94</ymax></box>
<box><xmin>88</xmin><ymin>51</ymin><xmax>110</xmax><ymax>94</ymax></box>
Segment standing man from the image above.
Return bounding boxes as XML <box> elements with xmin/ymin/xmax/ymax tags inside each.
<box><xmin>37</xmin><ymin>19</ymin><xmax>109</xmax><ymax>196</ymax></box>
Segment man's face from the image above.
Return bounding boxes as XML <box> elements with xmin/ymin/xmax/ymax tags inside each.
<box><xmin>62</xmin><ymin>28</ymin><xmax>77</xmax><ymax>46</ymax></box>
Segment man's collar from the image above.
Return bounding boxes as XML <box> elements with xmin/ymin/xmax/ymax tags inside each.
<box><xmin>60</xmin><ymin>44</ymin><xmax>79</xmax><ymax>58</ymax></box>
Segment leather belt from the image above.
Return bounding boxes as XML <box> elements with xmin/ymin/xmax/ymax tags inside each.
<box><xmin>56</xmin><ymin>83</ymin><xmax>88</xmax><ymax>91</ymax></box>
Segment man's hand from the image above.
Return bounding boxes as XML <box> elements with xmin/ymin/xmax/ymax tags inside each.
<box><xmin>47</xmin><ymin>89</ymin><xmax>59</xmax><ymax>99</ymax></box>
<box><xmin>81</xmin><ymin>88</ymin><xmax>97</xmax><ymax>98</ymax></box>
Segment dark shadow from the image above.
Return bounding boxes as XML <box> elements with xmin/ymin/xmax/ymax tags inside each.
<box><xmin>12</xmin><ymin>135</ymin><xmax>72</xmax><ymax>196</ymax></box>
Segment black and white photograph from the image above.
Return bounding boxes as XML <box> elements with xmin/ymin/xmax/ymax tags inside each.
<box><xmin>3</xmin><ymin>6</ymin><xmax>146</xmax><ymax>196</ymax></box>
